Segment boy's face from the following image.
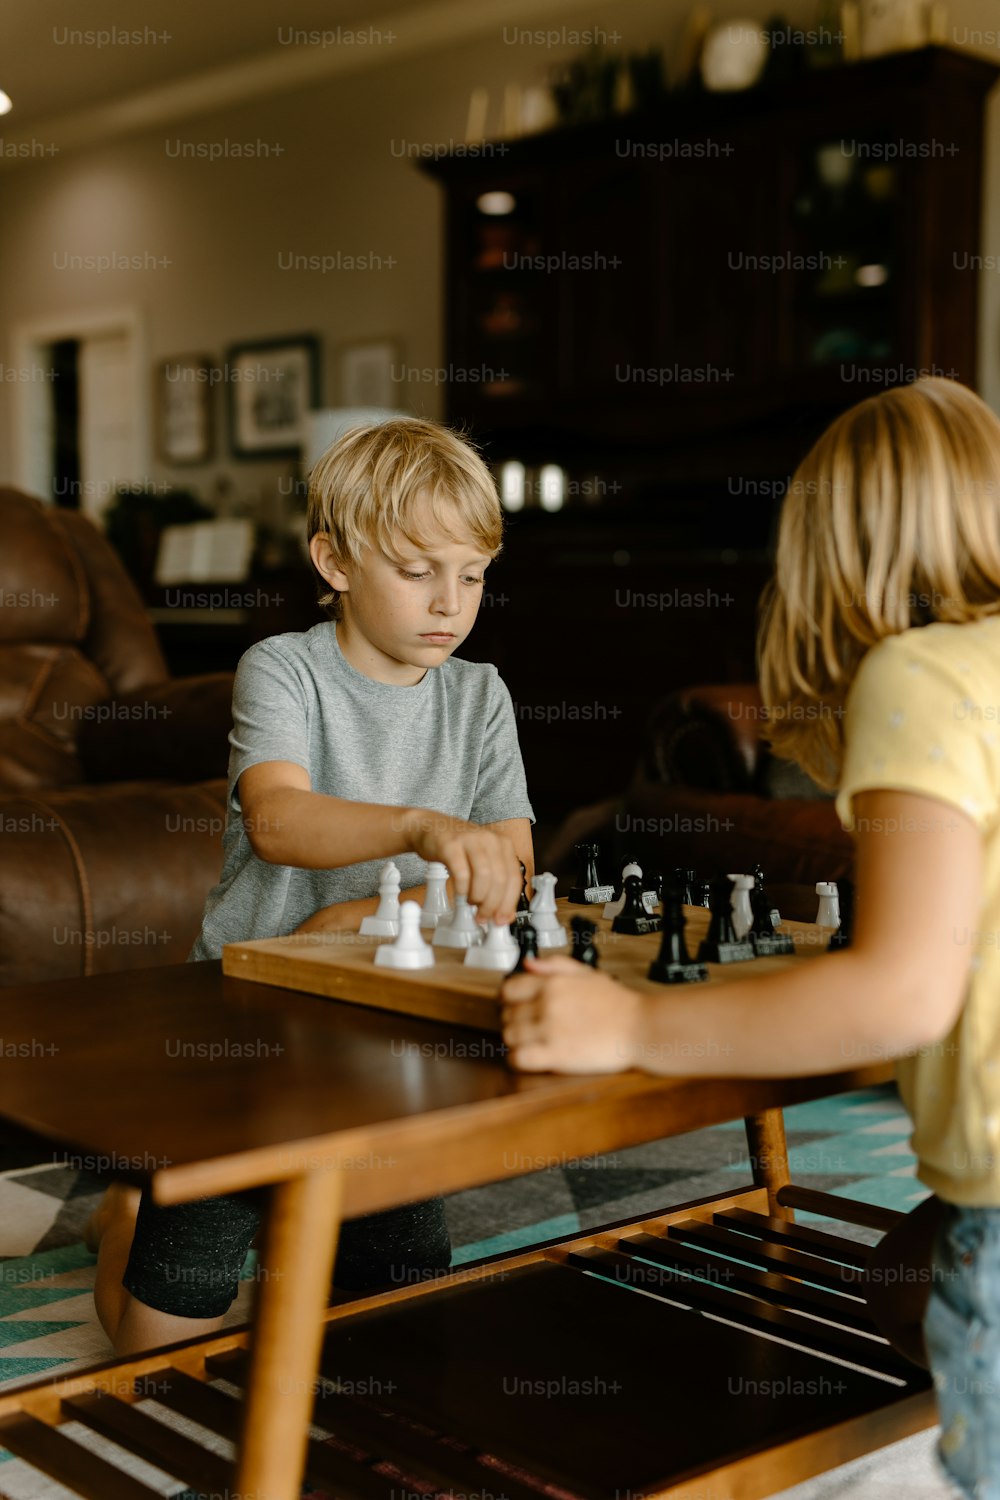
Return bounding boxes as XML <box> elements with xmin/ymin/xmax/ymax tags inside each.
<box><xmin>310</xmin><ymin>507</ymin><xmax>491</xmax><ymax>683</ymax></box>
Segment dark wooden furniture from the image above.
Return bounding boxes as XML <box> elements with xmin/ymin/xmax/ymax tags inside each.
<box><xmin>0</xmin><ymin>958</ymin><xmax>923</xmax><ymax>1500</ymax></box>
<box><xmin>421</xmin><ymin>46</ymin><xmax>999</xmax><ymax>496</ymax></box>
<box><xmin>417</xmin><ymin>46</ymin><xmax>1000</xmax><ymax>821</ymax></box>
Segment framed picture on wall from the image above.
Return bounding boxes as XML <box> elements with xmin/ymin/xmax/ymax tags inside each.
<box><xmin>226</xmin><ymin>334</ymin><xmax>321</xmax><ymax>459</ymax></box>
<box><xmin>340</xmin><ymin>339</ymin><xmax>400</xmax><ymax>410</ymax></box>
<box><xmin>156</xmin><ymin>354</ymin><xmax>214</xmax><ymax>465</ymax></box>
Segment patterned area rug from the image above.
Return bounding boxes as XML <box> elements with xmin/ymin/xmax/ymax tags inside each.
<box><xmin>0</xmin><ymin>1083</ymin><xmax>957</xmax><ymax>1498</ymax></box>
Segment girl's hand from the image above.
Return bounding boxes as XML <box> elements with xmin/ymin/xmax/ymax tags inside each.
<box><xmin>501</xmin><ymin>956</ymin><xmax>646</xmax><ymax>1074</ymax></box>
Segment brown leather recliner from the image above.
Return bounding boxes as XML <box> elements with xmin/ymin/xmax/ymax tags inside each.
<box><xmin>0</xmin><ymin>487</ymin><xmax>233</xmax><ymax>985</ymax></box>
<box><xmin>542</xmin><ymin>683</ymin><xmax>853</xmax><ymax>916</ymax></box>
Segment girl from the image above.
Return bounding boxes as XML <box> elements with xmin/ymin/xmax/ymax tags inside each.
<box><xmin>502</xmin><ymin>377</ymin><xmax>1000</xmax><ymax>1499</ymax></box>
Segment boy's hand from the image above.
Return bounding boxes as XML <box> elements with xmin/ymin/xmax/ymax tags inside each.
<box><xmin>501</xmin><ymin>957</ymin><xmax>646</xmax><ymax>1073</ymax></box>
<box><xmin>402</xmin><ymin>809</ymin><xmax>522</xmax><ymax>925</ymax></box>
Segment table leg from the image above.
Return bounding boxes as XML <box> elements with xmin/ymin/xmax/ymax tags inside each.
<box><xmin>744</xmin><ymin>1108</ymin><xmax>794</xmax><ymax>1221</ymax></box>
<box><xmin>233</xmin><ymin>1167</ymin><xmax>343</xmax><ymax>1500</ymax></box>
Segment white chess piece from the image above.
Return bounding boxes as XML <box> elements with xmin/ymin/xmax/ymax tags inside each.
<box><xmin>728</xmin><ymin>874</ymin><xmax>755</xmax><ymax>941</ymax></box>
<box><xmin>529</xmin><ymin>871</ymin><xmax>568</xmax><ymax>949</ymax></box>
<box><xmin>815</xmin><ymin>882</ymin><xmax>841</xmax><ymax>932</ymax></box>
<box><xmin>464</xmin><ymin>921</ymin><xmax>518</xmax><ymax>971</ymax></box>
<box><xmin>603</xmin><ymin>863</ymin><xmax>642</xmax><ymax>920</ymax></box>
<box><xmin>360</xmin><ymin>861</ymin><xmax>401</xmax><ymax>937</ymax></box>
<box><xmin>433</xmin><ymin>895</ymin><xmax>483</xmax><ymax>948</ymax></box>
<box><xmin>374</xmin><ymin>900</ymin><xmax>435</xmax><ymax>969</ymax></box>
<box><xmin>420</xmin><ymin>862</ymin><xmax>453</xmax><ymax>929</ymax></box>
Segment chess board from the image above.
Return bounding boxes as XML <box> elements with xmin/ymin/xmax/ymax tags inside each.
<box><xmin>222</xmin><ymin>902</ymin><xmax>830</xmax><ymax>1032</ymax></box>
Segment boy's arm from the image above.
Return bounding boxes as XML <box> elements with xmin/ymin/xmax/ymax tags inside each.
<box><xmin>502</xmin><ymin>789</ymin><xmax>982</xmax><ymax>1076</ymax></box>
<box><xmin>485</xmin><ymin>818</ymin><xmax>534</xmax><ymax>888</ymax></box>
<box><xmin>293</xmin><ymin>818</ymin><xmax>534</xmax><ymax>936</ymax></box>
<box><xmin>241</xmin><ymin>762</ymin><xmax>525</xmax><ymax>926</ymax></box>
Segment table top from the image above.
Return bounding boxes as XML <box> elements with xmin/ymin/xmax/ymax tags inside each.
<box><xmin>0</xmin><ymin>961</ymin><xmax>891</xmax><ymax>1211</ymax></box>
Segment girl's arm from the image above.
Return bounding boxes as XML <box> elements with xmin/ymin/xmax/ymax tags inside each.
<box><xmin>502</xmin><ymin>789</ymin><xmax>982</xmax><ymax>1077</ymax></box>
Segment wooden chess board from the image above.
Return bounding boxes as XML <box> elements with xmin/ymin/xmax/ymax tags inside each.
<box><xmin>223</xmin><ymin>902</ymin><xmax>830</xmax><ymax>1031</ymax></box>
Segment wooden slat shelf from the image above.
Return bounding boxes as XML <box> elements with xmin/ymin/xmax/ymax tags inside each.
<box><xmin>0</xmin><ymin>1186</ymin><xmax>934</xmax><ymax>1500</ymax></box>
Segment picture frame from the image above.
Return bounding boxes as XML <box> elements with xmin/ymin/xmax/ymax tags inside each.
<box><xmin>225</xmin><ymin>334</ymin><xmax>321</xmax><ymax>459</ymax></box>
<box><xmin>340</xmin><ymin>339</ymin><xmax>400</xmax><ymax>410</ymax></box>
<box><xmin>156</xmin><ymin>354</ymin><xmax>214</xmax><ymax>465</ymax></box>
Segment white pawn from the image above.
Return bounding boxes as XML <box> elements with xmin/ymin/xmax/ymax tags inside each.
<box><xmin>464</xmin><ymin>921</ymin><xmax>518</xmax><ymax>972</ymax></box>
<box><xmin>360</xmin><ymin>861</ymin><xmax>401</xmax><ymax>936</ymax></box>
<box><xmin>374</xmin><ymin>900</ymin><xmax>435</xmax><ymax>970</ymax></box>
<box><xmin>433</xmin><ymin>894</ymin><xmax>483</xmax><ymax>948</ymax></box>
<box><xmin>815</xmin><ymin>882</ymin><xmax>841</xmax><ymax>932</ymax></box>
<box><xmin>728</xmin><ymin>873</ymin><xmax>755</xmax><ymax>941</ymax></box>
<box><xmin>529</xmin><ymin>871</ymin><xmax>568</xmax><ymax>949</ymax></box>
<box><xmin>420</xmin><ymin>862</ymin><xmax>453</xmax><ymax>930</ymax></box>
<box><xmin>603</xmin><ymin>862</ymin><xmax>642</xmax><ymax>920</ymax></box>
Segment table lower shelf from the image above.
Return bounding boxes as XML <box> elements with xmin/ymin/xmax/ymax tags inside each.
<box><xmin>0</xmin><ymin>1184</ymin><xmax>935</xmax><ymax>1500</ymax></box>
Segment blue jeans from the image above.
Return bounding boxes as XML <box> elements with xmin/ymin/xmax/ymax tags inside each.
<box><xmin>924</xmin><ymin>1205</ymin><xmax>1000</xmax><ymax>1498</ymax></box>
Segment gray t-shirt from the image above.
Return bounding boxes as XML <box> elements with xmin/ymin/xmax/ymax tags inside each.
<box><xmin>190</xmin><ymin>622</ymin><xmax>534</xmax><ymax>960</ymax></box>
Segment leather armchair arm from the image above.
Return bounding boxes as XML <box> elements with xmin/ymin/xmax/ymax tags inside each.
<box><xmin>0</xmin><ymin>780</ymin><xmax>227</xmax><ymax>985</ymax></box>
<box><xmin>77</xmin><ymin>673</ymin><xmax>234</xmax><ymax>785</ymax></box>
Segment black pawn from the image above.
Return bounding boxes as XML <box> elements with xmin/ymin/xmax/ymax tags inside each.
<box><xmin>514</xmin><ymin>861</ymin><xmax>532</xmax><ymax>931</ymax></box>
<box><xmin>608</xmin><ymin>856</ymin><xmax>640</xmax><ymax>908</ymax></box>
<box><xmin>750</xmin><ymin>864</ymin><xmax>793</xmax><ymax>957</ymax></box>
<box><xmin>697</xmin><ymin>875</ymin><xmax>755</xmax><ymax>964</ymax></box>
<box><xmin>570</xmin><ymin>916</ymin><xmax>599</xmax><ymax>967</ymax></box>
<box><xmin>513</xmin><ymin>920</ymin><xmax>539</xmax><ymax>973</ymax></box>
<box><xmin>568</xmin><ymin>843</ymin><xmax>613</xmax><ymax>904</ymax></box>
<box><xmin>612</xmin><ymin>874</ymin><xmax>662</xmax><ymax>936</ymax></box>
<box><xmin>648</xmin><ymin>888</ymin><xmax>708</xmax><ymax>984</ymax></box>
<box><xmin>828</xmin><ymin>880</ymin><xmax>855</xmax><ymax>951</ymax></box>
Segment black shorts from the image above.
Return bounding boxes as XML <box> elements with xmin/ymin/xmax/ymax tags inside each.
<box><xmin>122</xmin><ymin>1189</ymin><xmax>452</xmax><ymax>1319</ymax></box>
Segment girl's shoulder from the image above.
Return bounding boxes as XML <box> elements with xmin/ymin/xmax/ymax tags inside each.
<box><xmin>860</xmin><ymin>616</ymin><xmax>1000</xmax><ymax>683</ymax></box>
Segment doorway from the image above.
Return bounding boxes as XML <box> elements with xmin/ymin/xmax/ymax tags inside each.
<box><xmin>11</xmin><ymin>308</ymin><xmax>147</xmax><ymax>522</ymax></box>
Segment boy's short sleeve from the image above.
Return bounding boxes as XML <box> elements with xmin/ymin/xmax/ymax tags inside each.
<box><xmin>836</xmin><ymin>634</ymin><xmax>1000</xmax><ymax>834</ymax></box>
<box><xmin>228</xmin><ymin>642</ymin><xmax>312</xmax><ymax>807</ymax></box>
<box><xmin>470</xmin><ymin>671</ymin><xmax>535</xmax><ymax>826</ymax></box>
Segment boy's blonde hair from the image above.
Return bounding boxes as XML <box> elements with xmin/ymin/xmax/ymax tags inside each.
<box><xmin>759</xmin><ymin>377</ymin><xmax>1000</xmax><ymax>788</ymax></box>
<box><xmin>306</xmin><ymin>417</ymin><xmax>503</xmax><ymax>618</ymax></box>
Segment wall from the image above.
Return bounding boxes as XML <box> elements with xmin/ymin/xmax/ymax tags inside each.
<box><xmin>1</xmin><ymin>0</ymin><xmax>998</xmax><ymax>517</ymax></box>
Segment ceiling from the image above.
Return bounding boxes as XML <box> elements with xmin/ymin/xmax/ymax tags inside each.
<box><xmin>0</xmin><ymin>0</ymin><xmax>436</xmax><ymax>127</ymax></box>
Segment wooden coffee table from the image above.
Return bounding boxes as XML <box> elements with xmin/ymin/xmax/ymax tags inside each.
<box><xmin>0</xmin><ymin>959</ymin><xmax>920</xmax><ymax>1500</ymax></box>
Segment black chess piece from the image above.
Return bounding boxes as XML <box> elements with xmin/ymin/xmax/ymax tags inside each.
<box><xmin>569</xmin><ymin>916</ymin><xmax>600</xmax><ymax>967</ymax></box>
<box><xmin>648</xmin><ymin>887</ymin><xmax>708</xmax><ymax>984</ymax></box>
<box><xmin>696</xmin><ymin>881</ymin><xmax>712</xmax><ymax>909</ymax></box>
<box><xmin>513</xmin><ymin>920</ymin><xmax>539</xmax><ymax>973</ymax></box>
<box><xmin>568</xmin><ymin>843</ymin><xmax>613</xmax><ymax>905</ymax></box>
<box><xmin>674</xmin><ymin>868</ymin><xmax>698</xmax><ymax>907</ymax></box>
<box><xmin>828</xmin><ymin>880</ymin><xmax>855</xmax><ymax>951</ymax></box>
<box><xmin>612</xmin><ymin>874</ymin><xmax>662</xmax><ymax>936</ymax></box>
<box><xmin>749</xmin><ymin>864</ymin><xmax>794</xmax><ymax>957</ymax></box>
<box><xmin>645</xmin><ymin>871</ymin><xmax>664</xmax><ymax>909</ymax></box>
<box><xmin>696</xmin><ymin>875</ymin><xmax>755</xmax><ymax>964</ymax></box>
<box><xmin>514</xmin><ymin>861</ymin><xmax>532</xmax><ymax>931</ymax></box>
<box><xmin>607</xmin><ymin>856</ymin><xmax>640</xmax><ymax>909</ymax></box>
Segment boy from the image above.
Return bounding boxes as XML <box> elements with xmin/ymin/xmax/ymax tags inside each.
<box><xmin>92</xmin><ymin>417</ymin><xmax>535</xmax><ymax>1354</ymax></box>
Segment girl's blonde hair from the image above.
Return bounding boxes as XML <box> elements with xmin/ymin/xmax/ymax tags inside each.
<box><xmin>759</xmin><ymin>377</ymin><xmax>1000</xmax><ymax>788</ymax></box>
<box><xmin>306</xmin><ymin>417</ymin><xmax>503</xmax><ymax>617</ymax></box>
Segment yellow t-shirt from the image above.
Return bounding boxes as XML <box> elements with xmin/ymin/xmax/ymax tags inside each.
<box><xmin>835</xmin><ymin>616</ymin><xmax>1000</xmax><ymax>1206</ymax></box>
